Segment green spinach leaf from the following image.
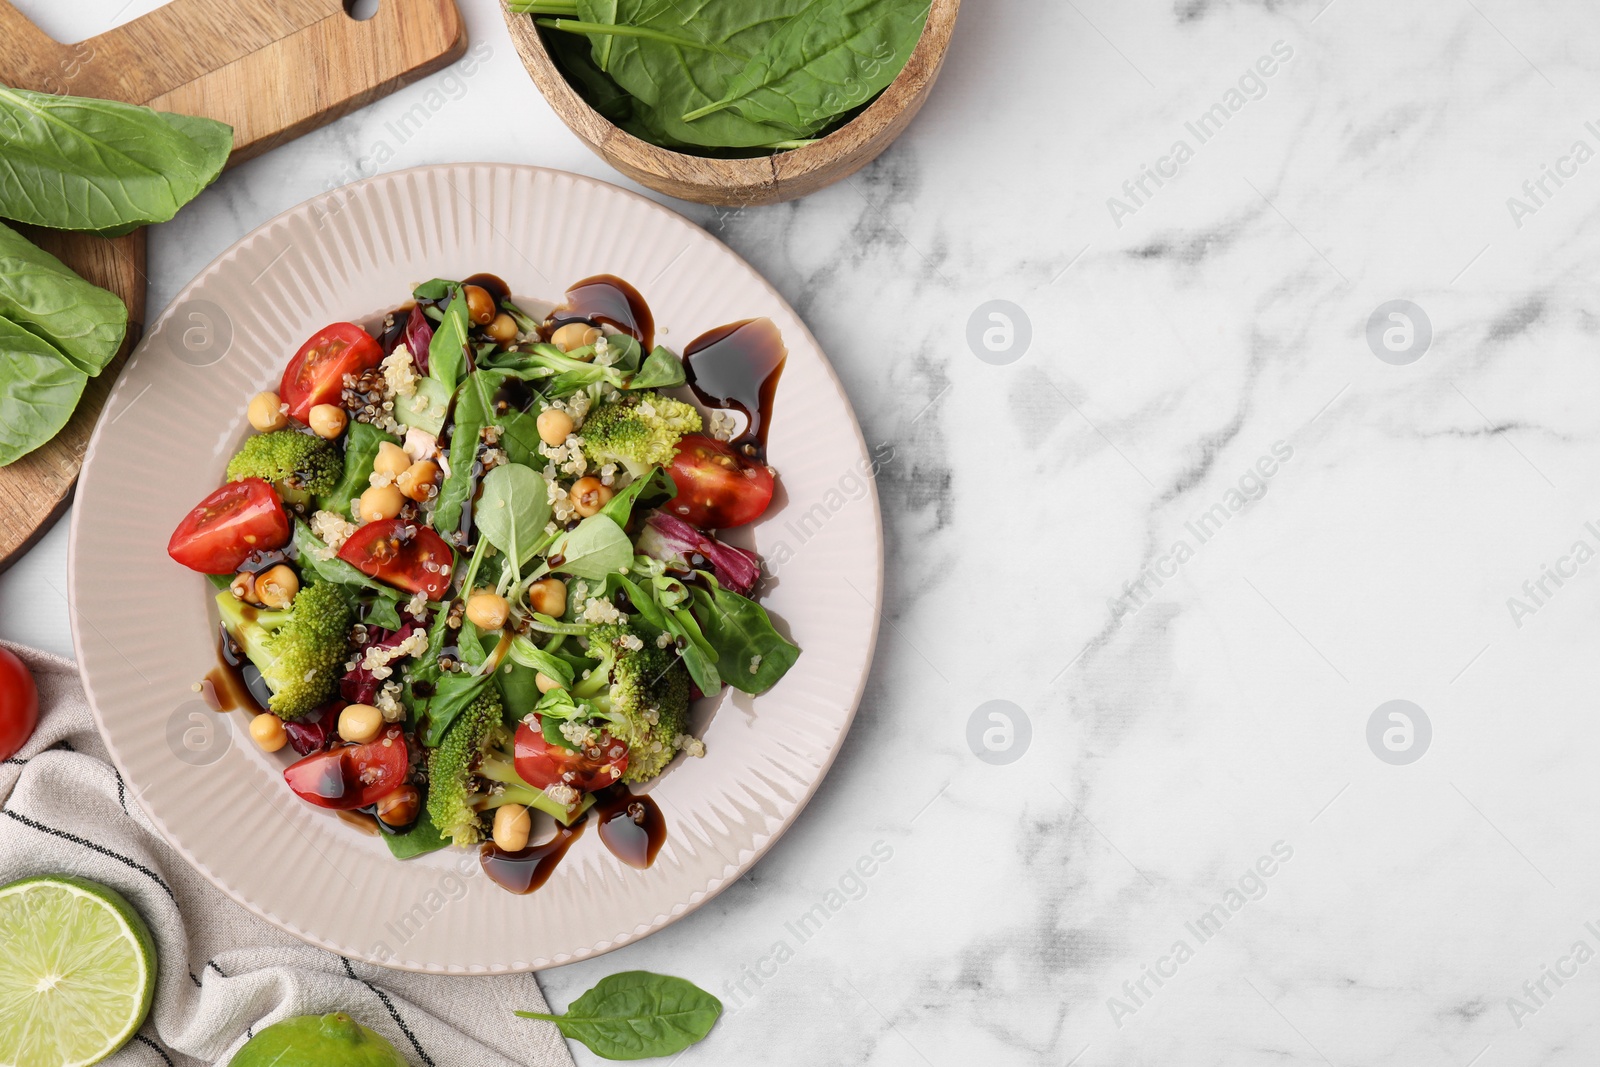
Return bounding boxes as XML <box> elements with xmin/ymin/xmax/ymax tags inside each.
<box><xmin>598</xmin><ymin>466</ymin><xmax>675</xmax><ymax>527</ymax></box>
<box><xmin>629</xmin><ymin>345</ymin><xmax>686</xmax><ymax>389</ymax></box>
<box><xmin>516</xmin><ymin>971</ymin><xmax>722</xmax><ymax>1060</ymax></box>
<box><xmin>0</xmin><ymin>220</ymin><xmax>126</xmax><ymax>376</ymax></box>
<box><xmin>476</xmin><ymin>462</ymin><xmax>552</xmax><ymax>566</ymax></box>
<box><xmin>383</xmin><ymin>805</ymin><xmax>449</xmax><ymax>860</ymax></box>
<box><xmin>429</xmin><ymin>287</ymin><xmax>472</xmax><ymax>392</ymax></box>
<box><xmin>551</xmin><ymin>514</ymin><xmax>633</xmax><ymax>580</ymax></box>
<box><xmin>0</xmin><ymin>318</ymin><xmax>88</xmax><ymax>465</ymax></box>
<box><xmin>682</xmin><ymin>0</ymin><xmax>928</xmax><ymax>133</ymax></box>
<box><xmin>435</xmin><ymin>369</ymin><xmax>508</xmax><ymax>534</ymax></box>
<box><xmin>318</xmin><ymin>422</ymin><xmax>397</xmax><ymax>518</ymax></box>
<box><xmin>690</xmin><ymin>574</ymin><xmax>799</xmax><ymax>694</ymax></box>
<box><xmin>0</xmin><ymin>87</ymin><xmax>231</xmax><ymax>234</ymax></box>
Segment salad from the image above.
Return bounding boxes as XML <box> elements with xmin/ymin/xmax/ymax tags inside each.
<box><xmin>166</xmin><ymin>273</ymin><xmax>798</xmax><ymax>890</ymax></box>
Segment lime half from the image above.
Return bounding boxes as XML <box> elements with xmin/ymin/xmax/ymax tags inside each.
<box><xmin>0</xmin><ymin>875</ymin><xmax>157</xmax><ymax>1067</ymax></box>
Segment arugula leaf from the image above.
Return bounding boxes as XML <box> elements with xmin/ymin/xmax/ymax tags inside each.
<box><xmin>681</xmin><ymin>0</ymin><xmax>929</xmax><ymax>133</ymax></box>
<box><xmin>551</xmin><ymin>514</ymin><xmax>633</xmax><ymax>580</ymax></box>
<box><xmin>597</xmin><ymin>466</ymin><xmax>675</xmax><ymax>528</ymax></box>
<box><xmin>428</xmin><ymin>287</ymin><xmax>472</xmax><ymax>392</ymax></box>
<box><xmin>516</xmin><ymin>971</ymin><xmax>722</xmax><ymax>1060</ymax></box>
<box><xmin>690</xmin><ymin>574</ymin><xmax>799</xmax><ymax>694</ymax></box>
<box><xmin>318</xmin><ymin>422</ymin><xmax>397</xmax><ymax>518</ymax></box>
<box><xmin>0</xmin><ymin>220</ymin><xmax>127</xmax><ymax>376</ymax></box>
<box><xmin>0</xmin><ymin>87</ymin><xmax>231</xmax><ymax>234</ymax></box>
<box><xmin>0</xmin><ymin>318</ymin><xmax>88</xmax><ymax>465</ymax></box>
<box><xmin>476</xmin><ymin>463</ymin><xmax>553</xmax><ymax>566</ymax></box>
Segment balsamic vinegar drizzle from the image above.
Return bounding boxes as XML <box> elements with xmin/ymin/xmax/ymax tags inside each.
<box><xmin>683</xmin><ymin>317</ymin><xmax>787</xmax><ymax>454</ymax></box>
<box><xmin>551</xmin><ymin>275</ymin><xmax>655</xmax><ymax>351</ymax></box>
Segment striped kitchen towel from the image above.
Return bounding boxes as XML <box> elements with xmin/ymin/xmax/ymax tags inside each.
<box><xmin>0</xmin><ymin>642</ymin><xmax>574</xmax><ymax>1067</ymax></box>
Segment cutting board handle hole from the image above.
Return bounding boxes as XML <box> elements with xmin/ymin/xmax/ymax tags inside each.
<box><xmin>343</xmin><ymin>0</ymin><xmax>380</xmax><ymax>20</ymax></box>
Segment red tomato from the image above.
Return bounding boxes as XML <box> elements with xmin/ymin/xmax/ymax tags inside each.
<box><xmin>168</xmin><ymin>478</ymin><xmax>290</xmax><ymax>574</ymax></box>
<box><xmin>283</xmin><ymin>725</ymin><xmax>408</xmax><ymax>810</ymax></box>
<box><xmin>0</xmin><ymin>647</ymin><xmax>39</xmax><ymax>762</ymax></box>
<box><xmin>278</xmin><ymin>322</ymin><xmax>383</xmax><ymax>422</ymax></box>
<box><xmin>336</xmin><ymin>519</ymin><xmax>454</xmax><ymax>600</ymax></box>
<box><xmin>667</xmin><ymin>435</ymin><xmax>775</xmax><ymax>529</ymax></box>
<box><xmin>515</xmin><ymin>719</ymin><xmax>628</xmax><ymax>794</ymax></box>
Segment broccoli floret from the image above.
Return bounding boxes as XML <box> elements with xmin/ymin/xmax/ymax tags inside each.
<box><xmin>580</xmin><ymin>392</ymin><xmax>702</xmax><ymax>480</ymax></box>
<box><xmin>575</xmin><ymin>623</ymin><xmax>692</xmax><ymax>784</ymax></box>
<box><xmin>427</xmin><ymin>688</ymin><xmax>591</xmax><ymax>845</ymax></box>
<box><xmin>426</xmin><ymin>688</ymin><xmax>506</xmax><ymax>847</ymax></box>
<box><xmin>215</xmin><ymin>580</ymin><xmax>352</xmax><ymax>719</ymax></box>
<box><xmin>227</xmin><ymin>430</ymin><xmax>342</xmax><ymax>499</ymax></box>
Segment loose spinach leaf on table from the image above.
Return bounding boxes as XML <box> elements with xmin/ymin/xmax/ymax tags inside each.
<box><xmin>0</xmin><ymin>87</ymin><xmax>232</xmax><ymax>234</ymax></box>
<box><xmin>318</xmin><ymin>422</ymin><xmax>398</xmax><ymax>518</ymax></box>
<box><xmin>682</xmin><ymin>0</ymin><xmax>929</xmax><ymax>134</ymax></box>
<box><xmin>0</xmin><ymin>220</ymin><xmax>127</xmax><ymax>376</ymax></box>
<box><xmin>476</xmin><ymin>462</ymin><xmax>553</xmax><ymax>567</ymax></box>
<box><xmin>516</xmin><ymin>971</ymin><xmax>722</xmax><ymax>1060</ymax></box>
<box><xmin>0</xmin><ymin>317</ymin><xmax>88</xmax><ymax>466</ymax></box>
<box><xmin>690</xmin><ymin>574</ymin><xmax>799</xmax><ymax>694</ymax></box>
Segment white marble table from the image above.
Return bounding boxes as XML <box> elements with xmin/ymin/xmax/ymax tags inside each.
<box><xmin>11</xmin><ymin>0</ymin><xmax>1600</xmax><ymax>1063</ymax></box>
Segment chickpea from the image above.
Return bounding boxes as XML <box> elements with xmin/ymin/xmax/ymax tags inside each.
<box><xmin>374</xmin><ymin>441</ymin><xmax>411</xmax><ymax>478</ymax></box>
<box><xmin>339</xmin><ymin>703</ymin><xmax>384</xmax><ymax>744</ymax></box>
<box><xmin>308</xmin><ymin>403</ymin><xmax>348</xmax><ymax>439</ymax></box>
<box><xmin>551</xmin><ymin>322</ymin><xmax>602</xmax><ymax>354</ymax></box>
<box><xmin>249</xmin><ymin>713</ymin><xmax>287</xmax><ymax>753</ymax></box>
<box><xmin>570</xmin><ymin>476</ymin><xmax>613</xmax><ymax>518</ymax></box>
<box><xmin>395</xmin><ymin>460</ymin><xmax>439</xmax><ymax>503</ymax></box>
<box><xmin>358</xmin><ymin>484</ymin><xmax>404</xmax><ymax>523</ymax></box>
<box><xmin>485</xmin><ymin>312</ymin><xmax>518</xmax><ymax>344</ymax></box>
<box><xmin>493</xmin><ymin>803</ymin><xmax>532</xmax><ymax>852</ymax></box>
<box><xmin>526</xmin><ymin>577</ymin><xmax>567</xmax><ymax>618</ymax></box>
<box><xmin>536</xmin><ymin>408</ymin><xmax>574</xmax><ymax>447</ymax></box>
<box><xmin>463</xmin><ymin>284</ymin><xmax>496</xmax><ymax>325</ymax></box>
<box><xmin>374</xmin><ymin>785</ymin><xmax>421</xmax><ymax>828</ymax></box>
<box><xmin>466</xmin><ymin>590</ymin><xmax>510</xmax><ymax>630</ymax></box>
<box><xmin>254</xmin><ymin>565</ymin><xmax>299</xmax><ymax>610</ymax></box>
<box><xmin>535</xmin><ymin>672</ymin><xmax>564</xmax><ymax>694</ymax></box>
<box><xmin>230</xmin><ymin>571</ymin><xmax>258</xmax><ymax>603</ymax></box>
<box><xmin>247</xmin><ymin>391</ymin><xmax>287</xmax><ymax>432</ymax></box>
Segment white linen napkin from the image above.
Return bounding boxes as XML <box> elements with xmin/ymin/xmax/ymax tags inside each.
<box><xmin>0</xmin><ymin>642</ymin><xmax>575</xmax><ymax>1067</ymax></box>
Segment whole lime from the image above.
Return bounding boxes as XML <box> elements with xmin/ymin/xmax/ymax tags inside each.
<box><xmin>229</xmin><ymin>1013</ymin><xmax>408</xmax><ymax>1067</ymax></box>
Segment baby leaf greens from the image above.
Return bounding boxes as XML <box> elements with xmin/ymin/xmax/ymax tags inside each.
<box><xmin>0</xmin><ymin>85</ymin><xmax>232</xmax><ymax>466</ymax></box>
<box><xmin>516</xmin><ymin>971</ymin><xmax>722</xmax><ymax>1060</ymax></box>
<box><xmin>0</xmin><ymin>87</ymin><xmax>232</xmax><ymax>235</ymax></box>
<box><xmin>516</xmin><ymin>0</ymin><xmax>929</xmax><ymax>152</ymax></box>
<box><xmin>476</xmin><ymin>463</ymin><xmax>552</xmax><ymax>566</ymax></box>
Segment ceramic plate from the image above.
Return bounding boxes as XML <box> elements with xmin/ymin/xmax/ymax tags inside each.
<box><xmin>68</xmin><ymin>164</ymin><xmax>882</xmax><ymax>972</ymax></box>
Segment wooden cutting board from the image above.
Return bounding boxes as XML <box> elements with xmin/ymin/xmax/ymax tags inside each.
<box><xmin>0</xmin><ymin>0</ymin><xmax>465</xmax><ymax>572</ymax></box>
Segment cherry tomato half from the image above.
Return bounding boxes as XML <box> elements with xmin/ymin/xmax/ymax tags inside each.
<box><xmin>336</xmin><ymin>518</ymin><xmax>454</xmax><ymax>600</ymax></box>
<box><xmin>0</xmin><ymin>647</ymin><xmax>39</xmax><ymax>762</ymax></box>
<box><xmin>278</xmin><ymin>322</ymin><xmax>384</xmax><ymax>422</ymax></box>
<box><xmin>666</xmin><ymin>435</ymin><xmax>775</xmax><ymax>529</ymax></box>
<box><xmin>515</xmin><ymin>719</ymin><xmax>628</xmax><ymax>794</ymax></box>
<box><xmin>168</xmin><ymin>478</ymin><xmax>290</xmax><ymax>575</ymax></box>
<box><xmin>283</xmin><ymin>725</ymin><xmax>408</xmax><ymax>810</ymax></box>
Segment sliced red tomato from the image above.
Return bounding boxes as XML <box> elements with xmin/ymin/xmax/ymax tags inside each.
<box><xmin>278</xmin><ymin>322</ymin><xmax>384</xmax><ymax>422</ymax></box>
<box><xmin>0</xmin><ymin>647</ymin><xmax>39</xmax><ymax>762</ymax></box>
<box><xmin>667</xmin><ymin>435</ymin><xmax>775</xmax><ymax>529</ymax></box>
<box><xmin>336</xmin><ymin>519</ymin><xmax>454</xmax><ymax>600</ymax></box>
<box><xmin>283</xmin><ymin>725</ymin><xmax>408</xmax><ymax>810</ymax></box>
<box><xmin>168</xmin><ymin>478</ymin><xmax>290</xmax><ymax>574</ymax></box>
<box><xmin>515</xmin><ymin>719</ymin><xmax>628</xmax><ymax>794</ymax></box>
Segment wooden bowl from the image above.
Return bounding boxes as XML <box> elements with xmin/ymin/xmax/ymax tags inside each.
<box><xmin>503</xmin><ymin>0</ymin><xmax>960</xmax><ymax>207</ymax></box>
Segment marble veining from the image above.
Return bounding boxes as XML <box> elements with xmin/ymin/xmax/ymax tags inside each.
<box><xmin>9</xmin><ymin>0</ymin><xmax>1600</xmax><ymax>1063</ymax></box>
